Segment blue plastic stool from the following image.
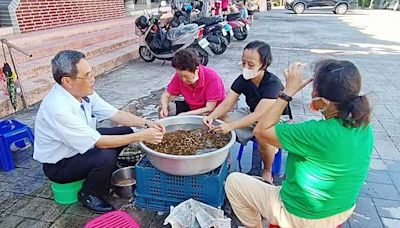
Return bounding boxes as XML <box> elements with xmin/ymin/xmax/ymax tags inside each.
<box><xmin>237</xmin><ymin>139</ymin><xmax>282</xmax><ymax>175</ymax></box>
<box><xmin>0</xmin><ymin>119</ymin><xmax>34</xmax><ymax>172</ymax></box>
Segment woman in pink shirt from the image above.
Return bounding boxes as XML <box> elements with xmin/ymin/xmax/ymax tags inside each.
<box><xmin>160</xmin><ymin>49</ymin><xmax>226</xmax><ymax>118</ymax></box>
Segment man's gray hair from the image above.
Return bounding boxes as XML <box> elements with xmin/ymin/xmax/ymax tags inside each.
<box><xmin>51</xmin><ymin>50</ymin><xmax>86</xmax><ymax>84</ymax></box>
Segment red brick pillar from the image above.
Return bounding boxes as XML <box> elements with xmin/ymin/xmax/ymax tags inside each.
<box><xmin>15</xmin><ymin>0</ymin><xmax>125</xmax><ymax>33</ymax></box>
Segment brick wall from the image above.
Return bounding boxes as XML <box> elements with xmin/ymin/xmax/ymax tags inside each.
<box><xmin>15</xmin><ymin>0</ymin><xmax>125</xmax><ymax>33</ymax></box>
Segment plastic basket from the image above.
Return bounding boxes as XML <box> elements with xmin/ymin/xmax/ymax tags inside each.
<box><xmin>84</xmin><ymin>210</ymin><xmax>140</xmax><ymax>228</ymax></box>
<box><xmin>134</xmin><ymin>156</ymin><xmax>228</xmax><ymax>212</ymax></box>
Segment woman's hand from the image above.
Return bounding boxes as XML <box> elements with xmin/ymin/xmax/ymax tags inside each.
<box><xmin>159</xmin><ymin>107</ymin><xmax>169</xmax><ymax>119</ymax></box>
<box><xmin>202</xmin><ymin>116</ymin><xmax>215</xmax><ymax>129</ymax></box>
<box><xmin>212</xmin><ymin>123</ymin><xmax>233</xmax><ymax>135</ymax></box>
<box><xmin>284</xmin><ymin>62</ymin><xmax>314</xmax><ymax>96</ymax></box>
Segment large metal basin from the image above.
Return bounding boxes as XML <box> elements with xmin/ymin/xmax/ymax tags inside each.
<box><xmin>138</xmin><ymin>115</ymin><xmax>236</xmax><ymax>176</ymax></box>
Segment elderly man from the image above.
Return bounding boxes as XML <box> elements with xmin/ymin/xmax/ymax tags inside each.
<box><xmin>33</xmin><ymin>50</ymin><xmax>165</xmax><ymax>213</ymax></box>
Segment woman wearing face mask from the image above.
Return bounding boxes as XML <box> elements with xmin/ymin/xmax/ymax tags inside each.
<box><xmin>225</xmin><ymin>60</ymin><xmax>373</xmax><ymax>228</ymax></box>
<box><xmin>160</xmin><ymin>49</ymin><xmax>226</xmax><ymax>118</ymax></box>
<box><xmin>203</xmin><ymin>40</ymin><xmax>284</xmax><ymax>183</ymax></box>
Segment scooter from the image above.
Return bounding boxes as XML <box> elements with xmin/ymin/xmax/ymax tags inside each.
<box><xmin>170</xmin><ymin>8</ymin><xmax>232</xmax><ymax>55</ymax></box>
<box><xmin>135</xmin><ymin>1</ymin><xmax>212</xmax><ymax>65</ymax></box>
<box><xmin>192</xmin><ymin>16</ymin><xmax>232</xmax><ymax>55</ymax></box>
<box><xmin>225</xmin><ymin>12</ymin><xmax>249</xmax><ymax>41</ymax></box>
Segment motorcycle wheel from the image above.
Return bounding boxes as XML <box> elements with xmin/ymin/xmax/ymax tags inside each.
<box><xmin>191</xmin><ymin>46</ymin><xmax>209</xmax><ymax>66</ymax></box>
<box><xmin>211</xmin><ymin>42</ymin><xmax>227</xmax><ymax>55</ymax></box>
<box><xmin>139</xmin><ymin>46</ymin><xmax>156</xmax><ymax>62</ymax></box>
<box><xmin>233</xmin><ymin>27</ymin><xmax>248</xmax><ymax>41</ymax></box>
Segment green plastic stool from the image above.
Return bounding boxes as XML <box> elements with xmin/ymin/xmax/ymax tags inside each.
<box><xmin>51</xmin><ymin>180</ymin><xmax>84</xmax><ymax>204</ymax></box>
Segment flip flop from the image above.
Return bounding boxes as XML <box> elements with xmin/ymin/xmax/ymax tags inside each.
<box><xmin>251</xmin><ymin>175</ymin><xmax>274</xmax><ymax>185</ymax></box>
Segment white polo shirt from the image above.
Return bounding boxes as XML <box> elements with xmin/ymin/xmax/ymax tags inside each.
<box><xmin>33</xmin><ymin>84</ymin><xmax>118</xmax><ymax>164</ymax></box>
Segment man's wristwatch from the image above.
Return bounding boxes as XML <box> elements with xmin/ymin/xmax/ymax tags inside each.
<box><xmin>278</xmin><ymin>91</ymin><xmax>293</xmax><ymax>102</ymax></box>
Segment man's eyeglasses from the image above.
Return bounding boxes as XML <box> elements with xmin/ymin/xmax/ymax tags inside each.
<box><xmin>71</xmin><ymin>74</ymin><xmax>95</xmax><ymax>81</ymax></box>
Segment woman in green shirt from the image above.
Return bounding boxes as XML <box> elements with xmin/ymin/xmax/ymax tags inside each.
<box><xmin>225</xmin><ymin>59</ymin><xmax>373</xmax><ymax>228</ymax></box>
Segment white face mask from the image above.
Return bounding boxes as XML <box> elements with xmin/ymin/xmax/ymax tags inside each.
<box><xmin>242</xmin><ymin>67</ymin><xmax>259</xmax><ymax>80</ymax></box>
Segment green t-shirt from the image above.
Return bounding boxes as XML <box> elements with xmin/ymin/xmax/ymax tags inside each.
<box><xmin>275</xmin><ymin>118</ymin><xmax>373</xmax><ymax>219</ymax></box>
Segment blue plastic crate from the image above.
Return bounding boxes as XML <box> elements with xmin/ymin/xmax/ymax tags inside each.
<box><xmin>134</xmin><ymin>156</ymin><xmax>228</xmax><ymax>212</ymax></box>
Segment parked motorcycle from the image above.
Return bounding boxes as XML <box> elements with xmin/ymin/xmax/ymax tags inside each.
<box><xmin>226</xmin><ymin>12</ymin><xmax>249</xmax><ymax>41</ymax></box>
<box><xmin>170</xmin><ymin>6</ymin><xmax>232</xmax><ymax>55</ymax></box>
<box><xmin>135</xmin><ymin>1</ymin><xmax>211</xmax><ymax>65</ymax></box>
<box><xmin>192</xmin><ymin>16</ymin><xmax>232</xmax><ymax>55</ymax></box>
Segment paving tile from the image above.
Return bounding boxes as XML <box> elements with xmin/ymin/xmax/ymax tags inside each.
<box><xmin>372</xmin><ymin>148</ymin><xmax>381</xmax><ymax>159</ymax></box>
<box><xmin>50</xmin><ymin>214</ymin><xmax>89</xmax><ymax>228</ymax></box>
<box><xmin>0</xmin><ymin>214</ymin><xmax>25</xmax><ymax>228</ymax></box>
<box><xmin>360</xmin><ymin>182</ymin><xmax>400</xmax><ymax>201</ymax></box>
<box><xmin>147</xmin><ymin>213</ymin><xmax>168</xmax><ymax>228</ymax></box>
<box><xmin>4</xmin><ymin>195</ymin><xmax>35</xmax><ymax>215</ymax></box>
<box><xmin>12</xmin><ymin>148</ymin><xmax>34</xmax><ymax>165</ymax></box>
<box><xmin>0</xmin><ymin>192</ymin><xmax>25</xmax><ymax>214</ymax></box>
<box><xmin>370</xmin><ymin>159</ymin><xmax>400</xmax><ymax>173</ymax></box>
<box><xmin>0</xmin><ymin>168</ymin><xmax>28</xmax><ymax>183</ymax></box>
<box><xmin>5</xmin><ymin>197</ymin><xmax>67</xmax><ymax>223</ymax></box>
<box><xmin>16</xmin><ymin>219</ymin><xmax>50</xmax><ymax>228</ymax></box>
<box><xmin>8</xmin><ymin>176</ymin><xmax>47</xmax><ymax>196</ymax></box>
<box><xmin>64</xmin><ymin>204</ymin><xmax>93</xmax><ymax>218</ymax></box>
<box><xmin>0</xmin><ymin>182</ymin><xmax>9</xmax><ymax>192</ymax></box>
<box><xmin>341</xmin><ymin>220</ymin><xmax>351</xmax><ymax>228</ymax></box>
<box><xmin>348</xmin><ymin>196</ymin><xmax>383</xmax><ymax>228</ymax></box>
<box><xmin>107</xmin><ymin>194</ymin><xmax>133</xmax><ymax>210</ymax></box>
<box><xmin>381</xmin><ymin>217</ymin><xmax>400</xmax><ymax>228</ymax></box>
<box><xmin>374</xmin><ymin>141</ymin><xmax>400</xmax><ymax>161</ymax></box>
<box><xmin>367</xmin><ymin>171</ymin><xmax>393</xmax><ymax>184</ymax></box>
<box><xmin>33</xmin><ymin>181</ymin><xmax>53</xmax><ymax>199</ymax></box>
<box><xmin>24</xmin><ymin>166</ymin><xmax>48</xmax><ymax>180</ymax></box>
<box><xmin>124</xmin><ymin>208</ymin><xmax>157</xmax><ymax>228</ymax></box>
<box><xmin>373</xmin><ymin>132</ymin><xmax>392</xmax><ymax>142</ymax></box>
<box><xmin>374</xmin><ymin>199</ymin><xmax>400</xmax><ymax>220</ymax></box>
<box><xmin>382</xmin><ymin>160</ymin><xmax>400</xmax><ymax>173</ymax></box>
<box><xmin>16</xmin><ymin>157</ymin><xmax>42</xmax><ymax>169</ymax></box>
<box><xmin>388</xmin><ymin>172</ymin><xmax>400</xmax><ymax>194</ymax></box>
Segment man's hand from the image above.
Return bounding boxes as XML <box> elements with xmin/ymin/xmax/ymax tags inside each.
<box><xmin>146</xmin><ymin>120</ymin><xmax>166</xmax><ymax>134</ymax></box>
<box><xmin>139</xmin><ymin>128</ymin><xmax>164</xmax><ymax>144</ymax></box>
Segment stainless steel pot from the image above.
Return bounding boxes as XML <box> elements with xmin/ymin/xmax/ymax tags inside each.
<box><xmin>111</xmin><ymin>166</ymin><xmax>136</xmax><ymax>197</ymax></box>
<box><xmin>139</xmin><ymin>115</ymin><xmax>236</xmax><ymax>176</ymax></box>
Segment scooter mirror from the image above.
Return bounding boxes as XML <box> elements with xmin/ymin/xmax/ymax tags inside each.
<box><xmin>160</xmin><ymin>1</ymin><xmax>167</xmax><ymax>7</ymax></box>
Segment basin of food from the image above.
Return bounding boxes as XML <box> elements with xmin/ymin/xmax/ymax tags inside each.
<box><xmin>139</xmin><ymin>115</ymin><xmax>236</xmax><ymax>176</ymax></box>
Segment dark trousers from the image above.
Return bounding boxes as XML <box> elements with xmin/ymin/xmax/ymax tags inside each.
<box><xmin>43</xmin><ymin>127</ymin><xmax>133</xmax><ymax>196</ymax></box>
<box><xmin>175</xmin><ymin>100</ymin><xmax>191</xmax><ymax>114</ymax></box>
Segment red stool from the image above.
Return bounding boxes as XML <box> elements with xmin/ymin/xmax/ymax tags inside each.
<box><xmin>84</xmin><ymin>210</ymin><xmax>140</xmax><ymax>228</ymax></box>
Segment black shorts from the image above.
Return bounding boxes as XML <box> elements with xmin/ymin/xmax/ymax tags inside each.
<box><xmin>248</xmin><ymin>10</ymin><xmax>255</xmax><ymax>15</ymax></box>
<box><xmin>175</xmin><ymin>100</ymin><xmax>191</xmax><ymax>114</ymax></box>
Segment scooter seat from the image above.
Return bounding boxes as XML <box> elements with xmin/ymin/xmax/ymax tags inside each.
<box><xmin>193</xmin><ymin>16</ymin><xmax>224</xmax><ymax>26</ymax></box>
<box><xmin>167</xmin><ymin>23</ymin><xmax>199</xmax><ymax>41</ymax></box>
<box><xmin>226</xmin><ymin>13</ymin><xmax>241</xmax><ymax>21</ymax></box>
